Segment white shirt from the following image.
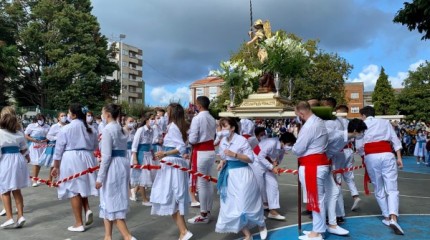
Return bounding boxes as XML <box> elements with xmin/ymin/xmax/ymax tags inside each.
<box><xmin>24</xmin><ymin>122</ymin><xmax>50</xmax><ymax>138</ymax></box>
<box><xmin>0</xmin><ymin>129</ymin><xmax>27</xmax><ymax>159</ymax></box>
<box><xmin>356</xmin><ymin>116</ymin><xmax>402</xmax><ymax>152</ymax></box>
<box><xmin>219</xmin><ymin>133</ymin><xmax>254</xmax><ymax>162</ymax></box>
<box><xmin>163</xmin><ymin>123</ymin><xmax>186</xmax><ymax>155</ymax></box>
<box><xmin>240</xmin><ymin>119</ymin><xmax>255</xmax><ymax>136</ymax></box>
<box><xmin>151</xmin><ymin>124</ymin><xmax>162</xmax><ymax>144</ymax></box>
<box><xmin>256</xmin><ymin>138</ymin><xmax>282</xmax><ymax>170</ymax></box>
<box><xmin>292</xmin><ymin>114</ymin><xmax>328</xmax><ymax>157</ymax></box>
<box><xmin>98</xmin><ymin>122</ymin><xmax>106</xmax><ymax>135</ymax></box>
<box><xmin>46</xmin><ymin>123</ymin><xmax>65</xmax><ymax>141</ymax></box>
<box><xmin>188</xmin><ymin>111</ymin><xmax>216</xmax><ymax>145</ymax></box>
<box><xmin>247</xmin><ymin>136</ymin><xmax>259</xmax><ymax>150</ymax></box>
<box><xmin>53</xmin><ymin>119</ymin><xmax>98</xmax><ymax>160</ymax></box>
<box><xmin>97</xmin><ymin>122</ymin><xmax>128</xmax><ymax>183</ymax></box>
<box><xmin>131</xmin><ymin>125</ymin><xmax>153</xmax><ymax>152</ymax></box>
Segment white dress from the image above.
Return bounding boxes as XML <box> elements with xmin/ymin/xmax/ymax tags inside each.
<box><xmin>131</xmin><ymin>125</ymin><xmax>154</xmax><ymax>187</ymax></box>
<box><xmin>39</xmin><ymin>123</ymin><xmax>63</xmax><ymax>167</ymax></box>
<box><xmin>414</xmin><ymin>135</ymin><xmax>427</xmax><ymax>157</ymax></box>
<box><xmin>150</xmin><ymin>123</ymin><xmax>189</xmax><ymax>216</ymax></box>
<box><xmin>0</xmin><ymin>129</ymin><xmax>31</xmax><ymax>194</ymax></box>
<box><xmin>24</xmin><ymin>122</ymin><xmax>50</xmax><ymax>166</ymax></box>
<box><xmin>97</xmin><ymin>122</ymin><xmax>130</xmax><ymax>220</ymax></box>
<box><xmin>53</xmin><ymin>119</ymin><xmax>99</xmax><ymax>200</ymax></box>
<box><xmin>216</xmin><ymin>133</ymin><xmax>265</xmax><ymax>233</ymax></box>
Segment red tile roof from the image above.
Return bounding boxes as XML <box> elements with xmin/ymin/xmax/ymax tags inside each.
<box><xmin>191</xmin><ymin>76</ymin><xmax>224</xmax><ymax>86</ymax></box>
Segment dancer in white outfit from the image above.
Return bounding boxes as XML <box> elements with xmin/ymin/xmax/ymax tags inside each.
<box><xmin>0</xmin><ymin>111</ymin><xmax>31</xmax><ymax>228</ymax></box>
<box><xmin>216</xmin><ymin>117</ymin><xmax>267</xmax><ymax>240</ymax></box>
<box><xmin>187</xmin><ymin>96</ymin><xmax>216</xmax><ymax>225</ymax></box>
<box><xmin>356</xmin><ymin>106</ymin><xmax>404</xmax><ymax>235</ymax></box>
<box><xmin>25</xmin><ymin>113</ymin><xmax>50</xmax><ymax>187</ymax></box>
<box><xmin>95</xmin><ymin>103</ymin><xmax>137</xmax><ymax>240</ymax></box>
<box><xmin>414</xmin><ymin>129</ymin><xmax>427</xmax><ymax>164</ymax></box>
<box><xmin>152</xmin><ymin>103</ymin><xmax>193</xmax><ymax>240</ymax></box>
<box><xmin>51</xmin><ymin>103</ymin><xmax>99</xmax><ymax>232</ymax></box>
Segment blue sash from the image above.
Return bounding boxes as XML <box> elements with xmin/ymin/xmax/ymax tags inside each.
<box><xmin>127</xmin><ymin>141</ymin><xmax>132</xmax><ymax>150</ymax></box>
<box><xmin>418</xmin><ymin>140</ymin><xmax>426</xmax><ymax>149</ymax></box>
<box><xmin>28</xmin><ymin>136</ymin><xmax>47</xmax><ymax>148</ymax></box>
<box><xmin>44</xmin><ymin>141</ymin><xmax>56</xmax><ymax>156</ymax></box>
<box><xmin>65</xmin><ymin>148</ymin><xmax>90</xmax><ymax>151</ymax></box>
<box><xmin>163</xmin><ymin>146</ymin><xmax>181</xmax><ymax>158</ymax></box>
<box><xmin>1</xmin><ymin>146</ymin><xmax>20</xmax><ymax>154</ymax></box>
<box><xmin>217</xmin><ymin>160</ymin><xmax>248</xmax><ymax>202</ymax></box>
<box><xmin>112</xmin><ymin>150</ymin><xmax>127</xmax><ymax>157</ymax></box>
<box><xmin>137</xmin><ymin>144</ymin><xmax>152</xmax><ymax>165</ymax></box>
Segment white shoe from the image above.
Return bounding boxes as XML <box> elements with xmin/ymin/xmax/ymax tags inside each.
<box><xmin>191</xmin><ymin>201</ymin><xmax>200</xmax><ymax>207</ymax></box>
<box><xmin>382</xmin><ymin>219</ymin><xmax>390</xmax><ymax>226</ymax></box>
<box><xmin>67</xmin><ymin>225</ymin><xmax>85</xmax><ymax>232</ymax></box>
<box><xmin>32</xmin><ymin>182</ymin><xmax>40</xmax><ymax>187</ymax></box>
<box><xmin>85</xmin><ymin>210</ymin><xmax>93</xmax><ymax>226</ymax></box>
<box><xmin>0</xmin><ymin>219</ymin><xmax>15</xmax><ymax>228</ymax></box>
<box><xmin>142</xmin><ymin>201</ymin><xmax>152</xmax><ymax>207</ymax></box>
<box><xmin>351</xmin><ymin>197</ymin><xmax>361</xmax><ymax>211</ymax></box>
<box><xmin>389</xmin><ymin>219</ymin><xmax>404</xmax><ymax>235</ymax></box>
<box><xmin>298</xmin><ymin>234</ymin><xmax>323</xmax><ymax>240</ymax></box>
<box><xmin>327</xmin><ymin>225</ymin><xmax>349</xmax><ymax>235</ymax></box>
<box><xmin>187</xmin><ymin>215</ymin><xmax>209</xmax><ymax>224</ymax></box>
<box><xmin>180</xmin><ymin>231</ymin><xmax>193</xmax><ymax>240</ymax></box>
<box><xmin>260</xmin><ymin>227</ymin><xmax>268</xmax><ymax>240</ymax></box>
<box><xmin>130</xmin><ymin>189</ymin><xmax>137</xmax><ymax>201</ymax></box>
<box><xmin>267</xmin><ymin>213</ymin><xmax>286</xmax><ymax>221</ymax></box>
<box><xmin>131</xmin><ymin>236</ymin><xmax>137</xmax><ymax>240</ymax></box>
<box><xmin>0</xmin><ymin>209</ymin><xmax>5</xmax><ymax>216</ymax></box>
<box><xmin>16</xmin><ymin>216</ymin><xmax>26</xmax><ymax>228</ymax></box>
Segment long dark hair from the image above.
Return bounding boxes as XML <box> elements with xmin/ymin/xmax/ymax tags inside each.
<box><xmin>137</xmin><ymin>112</ymin><xmax>151</xmax><ymax>128</ymax></box>
<box><xmin>69</xmin><ymin>103</ymin><xmax>92</xmax><ymax>134</ymax></box>
<box><xmin>167</xmin><ymin>103</ymin><xmax>189</xmax><ymax>142</ymax></box>
<box><xmin>103</xmin><ymin>103</ymin><xmax>124</xmax><ymax>134</ymax></box>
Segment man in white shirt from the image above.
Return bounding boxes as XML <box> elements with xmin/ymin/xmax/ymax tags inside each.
<box><xmin>187</xmin><ymin>96</ymin><xmax>216</xmax><ymax>224</ymax></box>
<box><xmin>292</xmin><ymin>101</ymin><xmax>330</xmax><ymax>240</ymax></box>
<box><xmin>356</xmin><ymin>106</ymin><xmax>404</xmax><ymax>235</ymax></box>
<box><xmin>247</xmin><ymin>127</ymin><xmax>266</xmax><ymax>150</ymax></box>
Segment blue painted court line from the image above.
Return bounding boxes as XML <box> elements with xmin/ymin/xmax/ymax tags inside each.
<box><xmin>400</xmin><ymin>157</ymin><xmax>430</xmax><ymax>174</ymax></box>
<box><xmin>251</xmin><ymin>214</ymin><xmax>430</xmax><ymax>240</ymax></box>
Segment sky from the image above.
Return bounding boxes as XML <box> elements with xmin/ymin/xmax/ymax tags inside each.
<box><xmin>91</xmin><ymin>0</ymin><xmax>429</xmax><ymax>106</ymax></box>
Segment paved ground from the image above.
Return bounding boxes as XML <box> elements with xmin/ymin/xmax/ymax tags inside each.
<box><xmin>1</xmin><ymin>155</ymin><xmax>429</xmax><ymax>240</ymax></box>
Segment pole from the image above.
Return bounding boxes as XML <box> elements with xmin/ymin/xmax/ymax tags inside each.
<box><xmin>298</xmin><ymin>161</ymin><xmax>302</xmax><ymax>235</ymax></box>
<box><xmin>249</xmin><ymin>0</ymin><xmax>253</xmax><ymax>31</ymax></box>
<box><xmin>119</xmin><ymin>34</ymin><xmax>126</xmax><ymax>103</ymax></box>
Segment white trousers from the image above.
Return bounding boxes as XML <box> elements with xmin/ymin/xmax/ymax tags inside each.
<box><xmin>326</xmin><ymin>152</ymin><xmax>344</xmax><ymax>225</ymax></box>
<box><xmin>251</xmin><ymin>161</ymin><xmax>281</xmax><ymax>209</ymax></box>
<box><xmin>299</xmin><ymin>165</ymin><xmax>329</xmax><ymax>233</ymax></box>
<box><xmin>364</xmin><ymin>153</ymin><xmax>399</xmax><ymax>217</ymax></box>
<box><xmin>336</xmin><ymin>149</ymin><xmax>358</xmax><ymax>217</ymax></box>
<box><xmin>196</xmin><ymin>150</ymin><xmax>216</xmax><ymax>213</ymax></box>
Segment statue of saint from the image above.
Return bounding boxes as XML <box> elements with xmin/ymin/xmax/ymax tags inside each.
<box><xmin>247</xmin><ymin>19</ymin><xmax>275</xmax><ymax>93</ymax></box>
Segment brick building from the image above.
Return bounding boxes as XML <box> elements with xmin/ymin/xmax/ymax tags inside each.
<box><xmin>344</xmin><ymin>82</ymin><xmax>364</xmax><ymax>118</ymax></box>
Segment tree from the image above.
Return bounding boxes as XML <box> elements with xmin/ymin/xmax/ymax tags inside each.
<box><xmin>2</xmin><ymin>0</ymin><xmax>119</xmax><ymax>110</ymax></box>
<box><xmin>397</xmin><ymin>61</ymin><xmax>430</xmax><ymax>120</ymax></box>
<box><xmin>393</xmin><ymin>0</ymin><xmax>430</xmax><ymax>40</ymax></box>
<box><xmin>372</xmin><ymin>67</ymin><xmax>397</xmax><ymax>115</ymax></box>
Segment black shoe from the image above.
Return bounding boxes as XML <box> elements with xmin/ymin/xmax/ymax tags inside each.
<box><xmin>337</xmin><ymin>217</ymin><xmax>345</xmax><ymax>224</ymax></box>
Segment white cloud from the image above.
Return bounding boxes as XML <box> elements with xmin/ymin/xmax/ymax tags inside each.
<box><xmin>150</xmin><ymin>86</ymin><xmax>190</xmax><ymax>106</ymax></box>
<box><xmin>349</xmin><ymin>59</ymin><xmax>426</xmax><ymax>91</ymax></box>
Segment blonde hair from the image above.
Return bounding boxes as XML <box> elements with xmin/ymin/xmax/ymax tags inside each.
<box><xmin>0</xmin><ymin>113</ymin><xmax>21</xmax><ymax>133</ymax></box>
<box><xmin>0</xmin><ymin>106</ymin><xmax>16</xmax><ymax>117</ymax></box>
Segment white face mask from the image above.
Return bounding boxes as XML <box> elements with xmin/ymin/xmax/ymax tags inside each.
<box><xmin>67</xmin><ymin>114</ymin><xmax>73</xmax><ymax>122</ymax></box>
<box><xmin>283</xmin><ymin>145</ymin><xmax>292</xmax><ymax>152</ymax></box>
<box><xmin>259</xmin><ymin>135</ymin><xmax>267</xmax><ymax>141</ymax></box>
<box><xmin>149</xmin><ymin>120</ymin><xmax>155</xmax><ymax>126</ymax></box>
<box><xmin>128</xmin><ymin>123</ymin><xmax>136</xmax><ymax>129</ymax></box>
<box><xmin>37</xmin><ymin>120</ymin><xmax>44</xmax><ymax>126</ymax></box>
<box><xmin>86</xmin><ymin>116</ymin><xmax>93</xmax><ymax>123</ymax></box>
<box><xmin>101</xmin><ymin>115</ymin><xmax>107</xmax><ymax>124</ymax></box>
<box><xmin>355</xmin><ymin>133</ymin><xmax>364</xmax><ymax>140</ymax></box>
<box><xmin>60</xmin><ymin>116</ymin><xmax>67</xmax><ymax>123</ymax></box>
<box><xmin>220</xmin><ymin>129</ymin><xmax>231</xmax><ymax>138</ymax></box>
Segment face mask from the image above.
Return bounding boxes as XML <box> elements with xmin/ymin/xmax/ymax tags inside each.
<box><xmin>101</xmin><ymin>115</ymin><xmax>107</xmax><ymax>125</ymax></box>
<box><xmin>419</xmin><ymin>133</ymin><xmax>423</xmax><ymax>136</ymax></box>
<box><xmin>128</xmin><ymin>123</ymin><xmax>135</xmax><ymax>129</ymax></box>
<box><xmin>86</xmin><ymin>116</ymin><xmax>93</xmax><ymax>123</ymax></box>
<box><xmin>283</xmin><ymin>145</ymin><xmax>292</xmax><ymax>152</ymax></box>
<box><xmin>149</xmin><ymin>120</ymin><xmax>155</xmax><ymax>126</ymax></box>
<box><xmin>67</xmin><ymin>114</ymin><xmax>73</xmax><ymax>122</ymax></box>
<box><xmin>296</xmin><ymin>116</ymin><xmax>302</xmax><ymax>125</ymax></box>
<box><xmin>355</xmin><ymin>133</ymin><xmax>364</xmax><ymax>140</ymax></box>
<box><xmin>259</xmin><ymin>135</ymin><xmax>267</xmax><ymax>141</ymax></box>
<box><xmin>60</xmin><ymin>116</ymin><xmax>67</xmax><ymax>123</ymax></box>
<box><xmin>37</xmin><ymin>120</ymin><xmax>44</xmax><ymax>126</ymax></box>
<box><xmin>220</xmin><ymin>129</ymin><xmax>231</xmax><ymax>138</ymax></box>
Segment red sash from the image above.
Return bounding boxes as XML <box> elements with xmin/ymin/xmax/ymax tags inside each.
<box><xmin>298</xmin><ymin>153</ymin><xmax>330</xmax><ymax>213</ymax></box>
<box><xmin>190</xmin><ymin>140</ymin><xmax>215</xmax><ymax>192</ymax></box>
<box><xmin>243</xmin><ymin>134</ymin><xmax>252</xmax><ymax>139</ymax></box>
<box><xmin>253</xmin><ymin>145</ymin><xmax>261</xmax><ymax>155</ymax></box>
<box><xmin>343</xmin><ymin>142</ymin><xmax>353</xmax><ymax>150</ymax></box>
<box><xmin>362</xmin><ymin>141</ymin><xmax>392</xmax><ymax>195</ymax></box>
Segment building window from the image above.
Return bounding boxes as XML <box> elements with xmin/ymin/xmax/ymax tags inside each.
<box><xmin>121</xmin><ymin>73</ymin><xmax>128</xmax><ymax>79</ymax></box>
<box><xmin>209</xmin><ymin>87</ymin><xmax>217</xmax><ymax>100</ymax></box>
<box><xmin>196</xmin><ymin>87</ymin><xmax>204</xmax><ymax>98</ymax></box>
<box><xmin>351</xmin><ymin>107</ymin><xmax>359</xmax><ymax>113</ymax></box>
<box><xmin>129</xmin><ymin>74</ymin><xmax>137</xmax><ymax>80</ymax></box>
<box><xmin>122</xmin><ymin>49</ymin><xmax>128</xmax><ymax>55</ymax></box>
<box><xmin>129</xmin><ymin>86</ymin><xmax>136</xmax><ymax>93</ymax></box>
<box><xmin>122</xmin><ymin>61</ymin><xmax>127</xmax><ymax>67</ymax></box>
<box><xmin>351</xmin><ymin>92</ymin><xmax>359</xmax><ymax>99</ymax></box>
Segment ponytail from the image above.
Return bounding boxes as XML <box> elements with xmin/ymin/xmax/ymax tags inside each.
<box><xmin>69</xmin><ymin>103</ymin><xmax>93</xmax><ymax>134</ymax></box>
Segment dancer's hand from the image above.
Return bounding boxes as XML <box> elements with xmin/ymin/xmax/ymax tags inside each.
<box><xmin>397</xmin><ymin>157</ymin><xmax>403</xmax><ymax>169</ymax></box>
<box><xmin>217</xmin><ymin>160</ymin><xmax>225</xmax><ymax>171</ymax></box>
<box><xmin>51</xmin><ymin>167</ymin><xmax>59</xmax><ymax>178</ymax></box>
<box><xmin>95</xmin><ymin>182</ymin><xmax>102</xmax><ymax>189</ymax></box>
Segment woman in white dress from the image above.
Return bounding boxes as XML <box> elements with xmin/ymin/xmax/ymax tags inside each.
<box><xmin>131</xmin><ymin>114</ymin><xmax>154</xmax><ymax>206</ymax></box>
<box><xmin>414</xmin><ymin>129</ymin><xmax>427</xmax><ymax>164</ymax></box>
<box><xmin>95</xmin><ymin>103</ymin><xmax>137</xmax><ymax>240</ymax></box>
<box><xmin>0</xmin><ymin>112</ymin><xmax>31</xmax><ymax>228</ymax></box>
<box><xmin>39</xmin><ymin>112</ymin><xmax>68</xmax><ymax>183</ymax></box>
<box><xmin>25</xmin><ymin>113</ymin><xmax>50</xmax><ymax>187</ymax></box>
<box><xmin>51</xmin><ymin>103</ymin><xmax>99</xmax><ymax>232</ymax></box>
<box><xmin>124</xmin><ymin>117</ymin><xmax>138</xmax><ymax>201</ymax></box>
<box><xmin>152</xmin><ymin>103</ymin><xmax>193</xmax><ymax>240</ymax></box>
<box><xmin>216</xmin><ymin>117</ymin><xmax>267</xmax><ymax>240</ymax></box>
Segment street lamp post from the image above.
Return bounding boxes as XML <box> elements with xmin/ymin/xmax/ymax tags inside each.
<box><xmin>119</xmin><ymin>34</ymin><xmax>126</xmax><ymax>103</ymax></box>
